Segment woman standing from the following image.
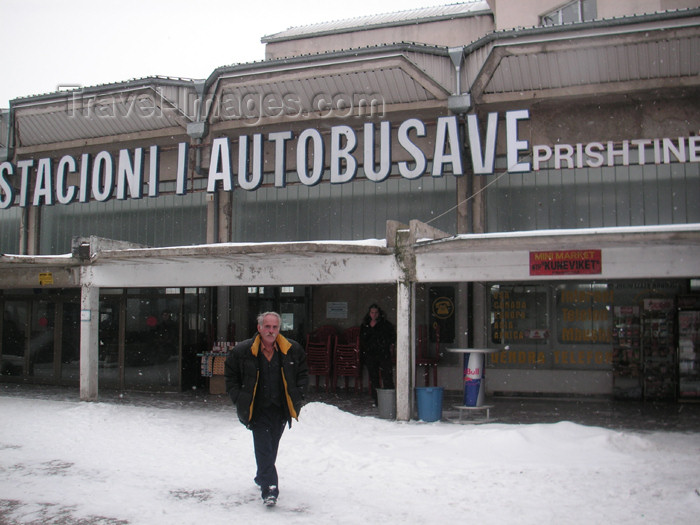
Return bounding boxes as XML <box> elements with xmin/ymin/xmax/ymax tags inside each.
<box><xmin>360</xmin><ymin>304</ymin><xmax>396</xmax><ymax>405</ymax></box>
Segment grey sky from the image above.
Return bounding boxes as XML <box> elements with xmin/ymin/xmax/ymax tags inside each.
<box><xmin>0</xmin><ymin>0</ymin><xmax>456</xmax><ymax>108</ymax></box>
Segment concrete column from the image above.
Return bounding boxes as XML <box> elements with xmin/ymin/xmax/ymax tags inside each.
<box><xmin>456</xmin><ymin>282</ymin><xmax>470</xmax><ymax>347</ymax></box>
<box><xmin>396</xmin><ymin>279</ymin><xmax>413</xmax><ymax>421</ymax></box>
<box><xmin>80</xmin><ymin>284</ymin><xmax>99</xmax><ymax>401</ymax></box>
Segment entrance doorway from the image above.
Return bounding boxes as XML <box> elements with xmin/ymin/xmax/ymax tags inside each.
<box><xmin>1</xmin><ymin>290</ymin><xmax>81</xmax><ymax>384</ymax></box>
<box><xmin>246</xmin><ymin>286</ymin><xmax>310</xmax><ymax>343</ymax></box>
<box><xmin>97</xmin><ymin>287</ymin><xmax>211</xmax><ymax>392</ymax></box>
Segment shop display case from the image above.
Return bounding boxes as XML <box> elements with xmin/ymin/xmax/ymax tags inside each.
<box><xmin>678</xmin><ymin>297</ymin><xmax>700</xmax><ymax>401</ymax></box>
<box><xmin>612</xmin><ymin>306</ymin><xmax>642</xmax><ymax>399</ymax></box>
<box><xmin>641</xmin><ymin>299</ymin><xmax>676</xmax><ymax>401</ymax></box>
<box><xmin>200</xmin><ymin>341</ymin><xmax>235</xmax><ymax>395</ymax></box>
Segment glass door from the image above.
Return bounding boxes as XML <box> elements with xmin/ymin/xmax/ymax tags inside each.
<box><xmin>99</xmin><ymin>292</ymin><xmax>123</xmax><ymax>388</ymax></box>
<box><xmin>247</xmin><ymin>286</ymin><xmax>310</xmax><ymax>344</ymax></box>
<box><xmin>124</xmin><ymin>290</ymin><xmax>181</xmax><ymax>390</ymax></box>
<box><xmin>29</xmin><ymin>300</ymin><xmax>56</xmax><ymax>379</ymax></box>
<box><xmin>642</xmin><ymin>298</ymin><xmax>677</xmax><ymax>400</ymax></box>
<box><xmin>678</xmin><ymin>296</ymin><xmax>700</xmax><ymax>400</ymax></box>
<box><xmin>1</xmin><ymin>292</ymin><xmax>80</xmax><ymax>384</ymax></box>
<box><xmin>2</xmin><ymin>299</ymin><xmax>29</xmax><ymax>377</ymax></box>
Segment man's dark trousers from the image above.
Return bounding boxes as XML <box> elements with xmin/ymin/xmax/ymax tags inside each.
<box><xmin>251</xmin><ymin>405</ymin><xmax>285</xmax><ymax>498</ymax></box>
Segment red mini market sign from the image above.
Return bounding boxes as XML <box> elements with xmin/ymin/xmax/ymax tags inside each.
<box><xmin>530</xmin><ymin>250</ymin><xmax>602</xmax><ymax>276</ymax></box>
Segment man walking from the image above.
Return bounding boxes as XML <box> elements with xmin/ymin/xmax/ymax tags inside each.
<box><xmin>224</xmin><ymin>312</ymin><xmax>308</xmax><ymax>506</ymax></box>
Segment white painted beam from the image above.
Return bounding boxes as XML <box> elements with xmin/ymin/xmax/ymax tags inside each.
<box><xmin>79</xmin><ymin>283</ymin><xmax>99</xmax><ymax>401</ymax></box>
<box><xmin>396</xmin><ymin>280</ymin><xmax>413</xmax><ymax>421</ymax></box>
<box><xmin>83</xmin><ymin>253</ymin><xmax>401</xmax><ymax>288</ymax></box>
<box><xmin>415</xmin><ymin>245</ymin><xmax>700</xmax><ymax>283</ymax></box>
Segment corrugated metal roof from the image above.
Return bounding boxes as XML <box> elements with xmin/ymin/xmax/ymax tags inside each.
<box><xmin>207</xmin><ymin>49</ymin><xmax>453</xmax><ymax>126</ymax></box>
<box><xmin>10</xmin><ymin>76</ymin><xmax>200</xmax><ymax>106</ymax></box>
<box><xmin>0</xmin><ymin>110</ymin><xmax>8</xmax><ymax>150</ymax></box>
<box><xmin>262</xmin><ymin>1</ymin><xmax>490</xmax><ymax>42</ymax></box>
<box><xmin>468</xmin><ymin>17</ymin><xmax>700</xmax><ymax>103</ymax></box>
<box><xmin>10</xmin><ymin>46</ymin><xmax>456</xmax><ymax>148</ymax></box>
<box><xmin>12</xmin><ymin>79</ymin><xmax>198</xmax><ymax>149</ymax></box>
<box><xmin>445</xmin><ymin>8</ymin><xmax>699</xmax><ymax>102</ymax></box>
<box><xmin>10</xmin><ymin>9</ymin><xmax>699</xmax><ymax>149</ymax></box>
<box><xmin>486</xmin><ymin>35</ymin><xmax>700</xmax><ymax>95</ymax></box>
<box><xmin>210</xmin><ymin>67</ymin><xmax>440</xmax><ymax>126</ymax></box>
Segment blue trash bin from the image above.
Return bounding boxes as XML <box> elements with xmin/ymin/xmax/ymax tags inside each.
<box><xmin>415</xmin><ymin>386</ymin><xmax>444</xmax><ymax>422</ymax></box>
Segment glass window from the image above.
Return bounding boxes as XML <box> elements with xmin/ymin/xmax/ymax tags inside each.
<box><xmin>556</xmin><ymin>283</ymin><xmax>612</xmax><ymax>345</ymax></box>
<box><xmin>0</xmin><ymin>207</ymin><xmax>21</xmax><ymax>254</ymax></box>
<box><xmin>488</xmin><ymin>280</ymin><xmax>687</xmax><ymax>374</ymax></box>
<box><xmin>39</xmin><ymin>180</ymin><xmax>208</xmax><ymax>255</ymax></box>
<box><xmin>29</xmin><ymin>301</ymin><xmax>55</xmax><ymax>379</ymax></box>
<box><xmin>60</xmin><ymin>301</ymin><xmax>81</xmax><ymax>382</ymax></box>
<box><xmin>97</xmin><ymin>287</ymin><xmax>210</xmax><ymax>391</ymax></box>
<box><xmin>181</xmin><ymin>287</ymin><xmax>210</xmax><ymax>391</ymax></box>
<box><xmin>560</xmin><ymin>2</ymin><xmax>581</xmax><ymax>24</ymax></box>
<box><xmin>1</xmin><ymin>294</ymin><xmax>80</xmax><ymax>382</ymax></box>
<box><xmin>246</xmin><ymin>285</ymin><xmax>309</xmax><ymax>342</ymax></box>
<box><xmin>124</xmin><ymin>294</ymin><xmax>180</xmax><ymax>389</ymax></box>
<box><xmin>98</xmin><ymin>295</ymin><xmax>121</xmax><ymax>388</ymax></box>
<box><xmin>231</xmin><ymin>165</ymin><xmax>457</xmax><ymax>242</ymax></box>
<box><xmin>2</xmin><ymin>300</ymin><xmax>28</xmax><ymax>376</ymax></box>
<box><xmin>489</xmin><ymin>284</ymin><xmax>550</xmax><ymax>370</ymax></box>
<box><xmin>485</xmin><ymin>155</ymin><xmax>700</xmax><ymax>232</ymax></box>
<box><xmin>541</xmin><ymin>0</ymin><xmax>596</xmax><ymax>26</ymax></box>
<box><xmin>581</xmin><ymin>0</ymin><xmax>596</xmax><ymax>21</ymax></box>
<box><xmin>490</xmin><ymin>285</ymin><xmax>549</xmax><ymax>346</ymax></box>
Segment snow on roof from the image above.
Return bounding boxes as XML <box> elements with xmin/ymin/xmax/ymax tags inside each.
<box><xmin>261</xmin><ymin>1</ymin><xmax>491</xmax><ymax>42</ymax></box>
<box><xmin>419</xmin><ymin>223</ymin><xmax>700</xmax><ymax>246</ymax></box>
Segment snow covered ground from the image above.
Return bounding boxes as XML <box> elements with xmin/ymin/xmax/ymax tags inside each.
<box><xmin>1</xmin><ymin>396</ymin><xmax>699</xmax><ymax>524</ymax></box>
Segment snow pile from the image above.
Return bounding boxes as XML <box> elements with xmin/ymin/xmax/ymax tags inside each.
<box><xmin>1</xmin><ymin>397</ymin><xmax>699</xmax><ymax>524</ymax></box>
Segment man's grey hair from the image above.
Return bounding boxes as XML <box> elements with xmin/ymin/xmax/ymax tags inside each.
<box><xmin>257</xmin><ymin>311</ymin><xmax>281</xmax><ymax>325</ymax></box>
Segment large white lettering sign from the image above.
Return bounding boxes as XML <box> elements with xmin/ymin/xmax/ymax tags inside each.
<box><xmin>1</xmin><ymin>110</ymin><xmax>699</xmax><ymax>209</ymax></box>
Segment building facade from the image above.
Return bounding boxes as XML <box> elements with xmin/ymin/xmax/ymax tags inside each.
<box><xmin>1</xmin><ymin>0</ymin><xmax>699</xmax><ymax>420</ymax></box>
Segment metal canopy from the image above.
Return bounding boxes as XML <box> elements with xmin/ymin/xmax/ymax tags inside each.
<box><xmin>465</xmin><ymin>12</ymin><xmax>700</xmax><ymax>104</ymax></box>
<box><xmin>414</xmin><ymin>225</ymin><xmax>700</xmax><ymax>282</ymax></box>
<box><xmin>9</xmin><ymin>10</ymin><xmax>700</xmax><ymax>154</ymax></box>
<box><xmin>12</xmin><ymin>80</ymin><xmax>197</xmax><ymax>150</ymax></box>
<box><xmin>206</xmin><ymin>49</ymin><xmax>453</xmax><ymax>128</ymax></box>
<box><xmin>3</xmin><ymin>225</ymin><xmax>697</xmax><ymax>290</ymax></box>
<box><xmin>79</xmin><ymin>240</ymin><xmax>400</xmax><ymax>288</ymax></box>
<box><xmin>10</xmin><ymin>46</ymin><xmax>455</xmax><ymax>152</ymax></box>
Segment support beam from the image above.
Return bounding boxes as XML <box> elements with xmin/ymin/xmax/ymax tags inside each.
<box><xmin>396</xmin><ymin>279</ymin><xmax>413</xmax><ymax>421</ymax></box>
<box><xmin>80</xmin><ymin>283</ymin><xmax>99</xmax><ymax>401</ymax></box>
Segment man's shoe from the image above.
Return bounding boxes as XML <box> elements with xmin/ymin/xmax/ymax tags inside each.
<box><xmin>263</xmin><ymin>485</ymin><xmax>278</xmax><ymax>506</ymax></box>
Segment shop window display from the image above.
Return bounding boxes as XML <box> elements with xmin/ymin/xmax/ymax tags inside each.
<box><xmin>489</xmin><ymin>280</ymin><xmax>692</xmax><ymax>399</ymax></box>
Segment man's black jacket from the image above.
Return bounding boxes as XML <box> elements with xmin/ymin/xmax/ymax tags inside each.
<box><xmin>224</xmin><ymin>334</ymin><xmax>308</xmax><ymax>428</ymax></box>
